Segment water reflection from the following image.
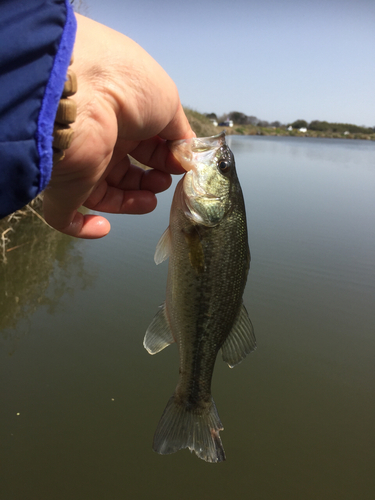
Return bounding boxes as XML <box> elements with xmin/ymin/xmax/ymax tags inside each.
<box><xmin>0</xmin><ymin>209</ymin><xmax>93</xmax><ymax>351</ymax></box>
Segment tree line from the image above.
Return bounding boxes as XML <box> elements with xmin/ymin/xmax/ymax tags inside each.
<box><xmin>205</xmin><ymin>111</ymin><xmax>374</xmax><ymax>134</ymax></box>
<box><xmin>290</xmin><ymin>119</ymin><xmax>374</xmax><ymax>134</ymax></box>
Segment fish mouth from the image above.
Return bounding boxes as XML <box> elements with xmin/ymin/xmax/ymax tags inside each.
<box><xmin>171</xmin><ymin>131</ymin><xmax>227</xmax><ymax>197</ymax></box>
<box><xmin>169</xmin><ymin>132</ymin><xmax>226</xmax><ymax>172</ymax></box>
<box><xmin>171</xmin><ymin>132</ymin><xmax>229</xmax><ymax>226</ymax></box>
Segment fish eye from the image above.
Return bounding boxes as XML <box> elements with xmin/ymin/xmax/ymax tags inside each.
<box><xmin>218</xmin><ymin>160</ymin><xmax>230</xmax><ymax>173</ymax></box>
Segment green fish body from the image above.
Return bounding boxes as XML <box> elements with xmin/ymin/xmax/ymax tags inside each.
<box><xmin>144</xmin><ymin>132</ymin><xmax>255</xmax><ymax>463</ymax></box>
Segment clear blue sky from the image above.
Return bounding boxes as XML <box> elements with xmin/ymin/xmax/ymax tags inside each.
<box><xmin>81</xmin><ymin>0</ymin><xmax>374</xmax><ymax>127</ymax></box>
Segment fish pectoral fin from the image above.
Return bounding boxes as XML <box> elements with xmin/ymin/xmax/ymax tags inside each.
<box><xmin>221</xmin><ymin>303</ymin><xmax>256</xmax><ymax>368</ymax></box>
<box><xmin>154</xmin><ymin>226</ymin><xmax>172</xmax><ymax>265</ymax></box>
<box><xmin>144</xmin><ymin>302</ymin><xmax>175</xmax><ymax>354</ymax></box>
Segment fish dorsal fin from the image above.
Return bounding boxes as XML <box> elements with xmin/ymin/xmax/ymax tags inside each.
<box><xmin>144</xmin><ymin>302</ymin><xmax>175</xmax><ymax>354</ymax></box>
<box><xmin>221</xmin><ymin>303</ymin><xmax>256</xmax><ymax>368</ymax></box>
<box><xmin>154</xmin><ymin>227</ymin><xmax>172</xmax><ymax>265</ymax></box>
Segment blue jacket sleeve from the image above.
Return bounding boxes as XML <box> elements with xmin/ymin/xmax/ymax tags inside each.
<box><xmin>0</xmin><ymin>0</ymin><xmax>77</xmax><ymax>219</ymax></box>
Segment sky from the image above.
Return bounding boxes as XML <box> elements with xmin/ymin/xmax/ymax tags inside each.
<box><xmin>80</xmin><ymin>0</ymin><xmax>375</xmax><ymax>127</ymax></box>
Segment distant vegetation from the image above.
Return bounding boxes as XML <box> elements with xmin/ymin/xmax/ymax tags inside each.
<box><xmin>306</xmin><ymin>120</ymin><xmax>373</xmax><ymax>134</ymax></box>
<box><xmin>183</xmin><ymin>108</ymin><xmax>219</xmax><ymax>137</ymax></box>
<box><xmin>185</xmin><ymin>108</ymin><xmax>375</xmax><ymax>141</ymax></box>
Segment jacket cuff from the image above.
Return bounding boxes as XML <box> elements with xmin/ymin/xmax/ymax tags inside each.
<box><xmin>37</xmin><ymin>0</ymin><xmax>77</xmax><ymax>192</ymax></box>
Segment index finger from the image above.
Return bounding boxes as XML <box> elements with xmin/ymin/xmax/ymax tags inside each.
<box><xmin>128</xmin><ymin>136</ymin><xmax>186</xmax><ymax>175</ymax></box>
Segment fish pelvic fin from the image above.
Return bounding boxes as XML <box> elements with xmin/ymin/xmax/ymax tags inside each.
<box><xmin>144</xmin><ymin>302</ymin><xmax>175</xmax><ymax>355</ymax></box>
<box><xmin>221</xmin><ymin>303</ymin><xmax>256</xmax><ymax>368</ymax></box>
<box><xmin>152</xmin><ymin>394</ymin><xmax>226</xmax><ymax>463</ymax></box>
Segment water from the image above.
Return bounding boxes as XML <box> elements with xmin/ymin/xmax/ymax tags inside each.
<box><xmin>1</xmin><ymin>136</ymin><xmax>374</xmax><ymax>499</ymax></box>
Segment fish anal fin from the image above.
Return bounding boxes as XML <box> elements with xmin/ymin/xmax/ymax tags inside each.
<box><xmin>154</xmin><ymin>227</ymin><xmax>171</xmax><ymax>265</ymax></box>
<box><xmin>221</xmin><ymin>303</ymin><xmax>256</xmax><ymax>368</ymax></box>
<box><xmin>144</xmin><ymin>303</ymin><xmax>175</xmax><ymax>354</ymax></box>
<box><xmin>153</xmin><ymin>394</ymin><xmax>226</xmax><ymax>463</ymax></box>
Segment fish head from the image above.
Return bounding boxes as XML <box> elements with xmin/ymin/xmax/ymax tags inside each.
<box><xmin>170</xmin><ymin>132</ymin><xmax>238</xmax><ymax>226</ymax></box>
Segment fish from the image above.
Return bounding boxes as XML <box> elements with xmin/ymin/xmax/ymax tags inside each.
<box><xmin>144</xmin><ymin>131</ymin><xmax>255</xmax><ymax>463</ymax></box>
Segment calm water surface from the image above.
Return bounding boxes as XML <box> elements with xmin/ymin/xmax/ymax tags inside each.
<box><xmin>1</xmin><ymin>136</ymin><xmax>374</xmax><ymax>499</ymax></box>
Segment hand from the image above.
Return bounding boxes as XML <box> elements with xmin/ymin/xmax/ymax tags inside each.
<box><xmin>43</xmin><ymin>13</ymin><xmax>194</xmax><ymax>239</ymax></box>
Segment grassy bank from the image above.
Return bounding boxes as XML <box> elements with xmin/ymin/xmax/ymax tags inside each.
<box><xmin>184</xmin><ymin>108</ymin><xmax>375</xmax><ymax>141</ymax></box>
<box><xmin>183</xmin><ymin>108</ymin><xmax>219</xmax><ymax>137</ymax></box>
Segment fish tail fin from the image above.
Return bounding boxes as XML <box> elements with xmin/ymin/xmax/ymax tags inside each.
<box><xmin>152</xmin><ymin>394</ymin><xmax>226</xmax><ymax>463</ymax></box>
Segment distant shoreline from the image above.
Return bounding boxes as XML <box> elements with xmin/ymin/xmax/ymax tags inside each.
<box><xmin>183</xmin><ymin>108</ymin><xmax>375</xmax><ymax>141</ymax></box>
<box><xmin>219</xmin><ymin>125</ymin><xmax>375</xmax><ymax>141</ymax></box>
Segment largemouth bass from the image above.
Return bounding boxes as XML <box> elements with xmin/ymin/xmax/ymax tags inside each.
<box><xmin>144</xmin><ymin>132</ymin><xmax>255</xmax><ymax>463</ymax></box>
